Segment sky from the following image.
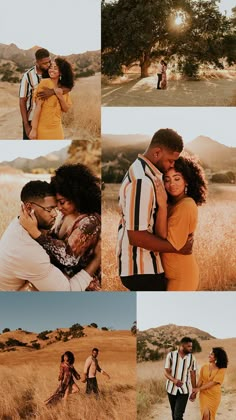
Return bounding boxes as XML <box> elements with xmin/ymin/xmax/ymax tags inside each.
<box><xmin>219</xmin><ymin>0</ymin><xmax>235</xmax><ymax>15</ymax></box>
<box><xmin>0</xmin><ymin>141</ymin><xmax>70</xmax><ymax>162</ymax></box>
<box><xmin>102</xmin><ymin>107</ymin><xmax>236</xmax><ymax>147</ymax></box>
<box><xmin>137</xmin><ymin>292</ymin><xmax>236</xmax><ymax>339</ymax></box>
<box><xmin>0</xmin><ymin>0</ymin><xmax>100</xmax><ymax>55</ymax></box>
<box><xmin>0</xmin><ymin>292</ymin><xmax>136</xmax><ymax>333</ymax></box>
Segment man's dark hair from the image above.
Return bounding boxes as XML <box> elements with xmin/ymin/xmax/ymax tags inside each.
<box><xmin>150</xmin><ymin>128</ymin><xmax>184</xmax><ymax>152</ymax></box>
<box><xmin>35</xmin><ymin>48</ymin><xmax>50</xmax><ymax>60</ymax></box>
<box><xmin>21</xmin><ymin>181</ymin><xmax>54</xmax><ymax>203</ymax></box>
<box><xmin>92</xmin><ymin>348</ymin><xmax>99</xmax><ymax>352</ymax></box>
<box><xmin>180</xmin><ymin>337</ymin><xmax>193</xmax><ymax>344</ymax></box>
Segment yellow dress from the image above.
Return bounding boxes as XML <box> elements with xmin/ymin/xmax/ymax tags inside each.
<box><xmin>161</xmin><ymin>197</ymin><xmax>199</xmax><ymax>291</ymax></box>
<box><xmin>33</xmin><ymin>79</ymin><xmax>72</xmax><ymax>140</ymax></box>
<box><xmin>199</xmin><ymin>364</ymin><xmax>226</xmax><ymax>420</ymax></box>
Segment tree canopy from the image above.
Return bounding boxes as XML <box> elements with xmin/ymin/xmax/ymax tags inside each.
<box><xmin>102</xmin><ymin>0</ymin><xmax>236</xmax><ymax>78</ymax></box>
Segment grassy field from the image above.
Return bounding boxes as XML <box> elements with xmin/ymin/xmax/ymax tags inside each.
<box><xmin>102</xmin><ymin>183</ymin><xmax>236</xmax><ymax>291</ymax></box>
<box><xmin>137</xmin><ymin>337</ymin><xmax>236</xmax><ymax>419</ymax></box>
<box><xmin>0</xmin><ymin>74</ymin><xmax>100</xmax><ymax>140</ymax></box>
<box><xmin>0</xmin><ymin>329</ymin><xmax>136</xmax><ymax>420</ymax></box>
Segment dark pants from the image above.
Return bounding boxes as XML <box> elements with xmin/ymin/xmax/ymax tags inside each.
<box><xmin>168</xmin><ymin>391</ymin><xmax>189</xmax><ymax>420</ymax></box>
<box><xmin>23</xmin><ymin>121</ymin><xmax>31</xmax><ymax>140</ymax></box>
<box><xmin>157</xmin><ymin>73</ymin><xmax>162</xmax><ymax>89</ymax></box>
<box><xmin>120</xmin><ymin>273</ymin><xmax>167</xmax><ymax>291</ymax></box>
<box><xmin>86</xmin><ymin>377</ymin><xmax>99</xmax><ymax>394</ymax></box>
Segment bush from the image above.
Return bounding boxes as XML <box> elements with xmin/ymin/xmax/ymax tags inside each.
<box><xmin>0</xmin><ymin>342</ymin><xmax>5</xmax><ymax>349</ymax></box>
<box><xmin>211</xmin><ymin>172</ymin><xmax>235</xmax><ymax>183</ymax></box>
<box><xmin>2</xmin><ymin>328</ymin><xmax>10</xmax><ymax>333</ymax></box>
<box><xmin>76</xmin><ymin>69</ymin><xmax>95</xmax><ymax>78</ymax></box>
<box><xmin>32</xmin><ymin>342</ymin><xmax>40</xmax><ymax>350</ymax></box>
<box><xmin>101</xmin><ymin>327</ymin><xmax>109</xmax><ymax>331</ymax></box>
<box><xmin>90</xmin><ymin>323</ymin><xmax>98</xmax><ymax>328</ymax></box>
<box><xmin>37</xmin><ymin>330</ymin><xmax>51</xmax><ymax>340</ymax></box>
<box><xmin>5</xmin><ymin>338</ymin><xmax>27</xmax><ymax>347</ymax></box>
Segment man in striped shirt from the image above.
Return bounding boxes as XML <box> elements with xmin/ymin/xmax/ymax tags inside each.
<box><xmin>165</xmin><ymin>337</ymin><xmax>197</xmax><ymax>420</ymax></box>
<box><xmin>117</xmin><ymin>128</ymin><xmax>192</xmax><ymax>291</ymax></box>
<box><xmin>19</xmin><ymin>48</ymin><xmax>51</xmax><ymax>139</ymax></box>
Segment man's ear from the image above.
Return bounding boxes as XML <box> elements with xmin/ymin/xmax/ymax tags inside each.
<box><xmin>23</xmin><ymin>202</ymin><xmax>32</xmax><ymax>214</ymax></box>
<box><xmin>153</xmin><ymin>147</ymin><xmax>162</xmax><ymax>161</ymax></box>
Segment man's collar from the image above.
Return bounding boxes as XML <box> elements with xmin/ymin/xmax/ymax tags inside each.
<box><xmin>138</xmin><ymin>154</ymin><xmax>162</xmax><ymax>177</ymax></box>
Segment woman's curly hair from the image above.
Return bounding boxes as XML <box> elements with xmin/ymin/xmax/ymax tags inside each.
<box><xmin>55</xmin><ymin>57</ymin><xmax>74</xmax><ymax>89</ymax></box>
<box><xmin>212</xmin><ymin>347</ymin><xmax>228</xmax><ymax>369</ymax></box>
<box><xmin>168</xmin><ymin>155</ymin><xmax>207</xmax><ymax>206</ymax></box>
<box><xmin>51</xmin><ymin>164</ymin><xmax>101</xmax><ymax>214</ymax></box>
<box><xmin>61</xmin><ymin>351</ymin><xmax>75</xmax><ymax>364</ymax></box>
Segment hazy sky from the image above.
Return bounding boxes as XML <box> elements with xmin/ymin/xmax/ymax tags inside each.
<box><xmin>137</xmin><ymin>292</ymin><xmax>235</xmax><ymax>339</ymax></box>
<box><xmin>0</xmin><ymin>141</ymin><xmax>70</xmax><ymax>162</ymax></box>
<box><xmin>0</xmin><ymin>0</ymin><xmax>100</xmax><ymax>55</ymax></box>
<box><xmin>0</xmin><ymin>293</ymin><xmax>136</xmax><ymax>333</ymax></box>
<box><xmin>219</xmin><ymin>0</ymin><xmax>235</xmax><ymax>15</ymax></box>
<box><xmin>102</xmin><ymin>107</ymin><xmax>236</xmax><ymax>147</ymax></box>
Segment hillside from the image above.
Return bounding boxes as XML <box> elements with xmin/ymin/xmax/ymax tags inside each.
<box><xmin>0</xmin><ymin>325</ymin><xmax>132</xmax><ymax>355</ymax></box>
<box><xmin>137</xmin><ymin>324</ymin><xmax>216</xmax><ymax>362</ymax></box>
<box><xmin>0</xmin><ymin>43</ymin><xmax>101</xmax><ymax>82</ymax></box>
<box><xmin>102</xmin><ymin>134</ymin><xmax>236</xmax><ymax>182</ymax></box>
<box><xmin>0</xmin><ymin>146</ymin><xmax>69</xmax><ymax>172</ymax></box>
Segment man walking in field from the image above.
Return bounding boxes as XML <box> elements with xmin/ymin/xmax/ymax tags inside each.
<box><xmin>164</xmin><ymin>337</ymin><xmax>197</xmax><ymax>420</ymax></box>
<box><xmin>83</xmin><ymin>348</ymin><xmax>110</xmax><ymax>395</ymax></box>
<box><xmin>117</xmin><ymin>128</ymin><xmax>193</xmax><ymax>291</ymax></box>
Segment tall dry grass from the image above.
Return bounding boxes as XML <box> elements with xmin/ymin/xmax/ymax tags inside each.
<box><xmin>0</xmin><ymin>331</ymin><xmax>136</xmax><ymax>419</ymax></box>
<box><xmin>102</xmin><ymin>183</ymin><xmax>236</xmax><ymax>291</ymax></box>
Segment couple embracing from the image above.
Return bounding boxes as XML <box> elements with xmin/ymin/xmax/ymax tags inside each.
<box><xmin>117</xmin><ymin>128</ymin><xmax>207</xmax><ymax>291</ymax></box>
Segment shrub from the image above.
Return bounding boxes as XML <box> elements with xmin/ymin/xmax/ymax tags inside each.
<box><xmin>5</xmin><ymin>338</ymin><xmax>27</xmax><ymax>347</ymax></box>
<box><xmin>32</xmin><ymin>342</ymin><xmax>40</xmax><ymax>350</ymax></box>
<box><xmin>90</xmin><ymin>323</ymin><xmax>98</xmax><ymax>328</ymax></box>
<box><xmin>2</xmin><ymin>328</ymin><xmax>10</xmax><ymax>333</ymax></box>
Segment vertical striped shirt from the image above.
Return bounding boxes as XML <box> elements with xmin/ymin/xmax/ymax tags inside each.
<box><xmin>117</xmin><ymin>154</ymin><xmax>164</xmax><ymax>277</ymax></box>
<box><xmin>19</xmin><ymin>66</ymin><xmax>42</xmax><ymax>121</ymax></box>
<box><xmin>165</xmin><ymin>350</ymin><xmax>197</xmax><ymax>395</ymax></box>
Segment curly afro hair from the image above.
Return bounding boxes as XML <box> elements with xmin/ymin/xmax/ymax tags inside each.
<box><xmin>61</xmin><ymin>351</ymin><xmax>75</xmax><ymax>364</ymax></box>
<box><xmin>51</xmin><ymin>164</ymin><xmax>101</xmax><ymax>214</ymax></box>
<box><xmin>212</xmin><ymin>347</ymin><xmax>228</xmax><ymax>369</ymax></box>
<box><xmin>55</xmin><ymin>57</ymin><xmax>74</xmax><ymax>89</ymax></box>
<box><xmin>168</xmin><ymin>155</ymin><xmax>207</xmax><ymax>206</ymax></box>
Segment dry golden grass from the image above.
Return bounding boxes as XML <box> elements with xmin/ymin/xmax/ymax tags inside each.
<box><xmin>0</xmin><ymin>75</ymin><xmax>100</xmax><ymax>140</ymax></box>
<box><xmin>0</xmin><ymin>330</ymin><xmax>136</xmax><ymax>419</ymax></box>
<box><xmin>102</xmin><ymin>183</ymin><xmax>236</xmax><ymax>291</ymax></box>
<box><xmin>137</xmin><ymin>337</ymin><xmax>236</xmax><ymax>419</ymax></box>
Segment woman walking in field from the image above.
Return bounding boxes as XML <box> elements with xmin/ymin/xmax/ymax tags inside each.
<box><xmin>29</xmin><ymin>57</ymin><xmax>74</xmax><ymax>140</ymax></box>
<box><xmin>45</xmin><ymin>351</ymin><xmax>80</xmax><ymax>405</ymax></box>
<box><xmin>155</xmin><ymin>155</ymin><xmax>207</xmax><ymax>290</ymax></box>
<box><xmin>191</xmin><ymin>347</ymin><xmax>228</xmax><ymax>419</ymax></box>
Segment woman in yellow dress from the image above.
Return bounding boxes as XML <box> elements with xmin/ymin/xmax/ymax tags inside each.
<box><xmin>29</xmin><ymin>57</ymin><xmax>74</xmax><ymax>140</ymax></box>
<box><xmin>191</xmin><ymin>347</ymin><xmax>228</xmax><ymax>419</ymax></box>
<box><xmin>155</xmin><ymin>155</ymin><xmax>207</xmax><ymax>291</ymax></box>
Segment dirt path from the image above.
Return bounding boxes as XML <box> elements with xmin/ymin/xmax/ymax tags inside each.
<box><xmin>147</xmin><ymin>392</ymin><xmax>236</xmax><ymax>420</ymax></box>
<box><xmin>102</xmin><ymin>77</ymin><xmax>236</xmax><ymax>106</ymax></box>
<box><xmin>146</xmin><ymin>393</ymin><xmax>236</xmax><ymax>420</ymax></box>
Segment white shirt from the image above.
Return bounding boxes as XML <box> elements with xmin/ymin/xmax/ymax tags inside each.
<box><xmin>0</xmin><ymin>218</ymin><xmax>91</xmax><ymax>291</ymax></box>
<box><xmin>157</xmin><ymin>63</ymin><xmax>163</xmax><ymax>74</ymax></box>
<box><xmin>165</xmin><ymin>350</ymin><xmax>197</xmax><ymax>395</ymax></box>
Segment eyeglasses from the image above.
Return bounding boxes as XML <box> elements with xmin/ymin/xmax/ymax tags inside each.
<box><xmin>30</xmin><ymin>202</ymin><xmax>58</xmax><ymax>214</ymax></box>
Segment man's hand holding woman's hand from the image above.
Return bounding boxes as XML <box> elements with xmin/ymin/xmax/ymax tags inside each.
<box><xmin>19</xmin><ymin>204</ymin><xmax>41</xmax><ymax>239</ymax></box>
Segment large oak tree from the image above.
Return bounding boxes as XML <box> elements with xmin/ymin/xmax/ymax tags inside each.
<box><xmin>102</xmin><ymin>0</ymin><xmax>236</xmax><ymax>78</ymax></box>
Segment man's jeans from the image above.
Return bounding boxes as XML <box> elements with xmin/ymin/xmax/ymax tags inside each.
<box><xmin>168</xmin><ymin>391</ymin><xmax>189</xmax><ymax>420</ymax></box>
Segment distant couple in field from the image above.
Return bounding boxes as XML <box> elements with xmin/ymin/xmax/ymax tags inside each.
<box><xmin>45</xmin><ymin>348</ymin><xmax>110</xmax><ymax>405</ymax></box>
<box><xmin>19</xmin><ymin>48</ymin><xmax>74</xmax><ymax>140</ymax></box>
<box><xmin>0</xmin><ymin>163</ymin><xmax>101</xmax><ymax>291</ymax></box>
<box><xmin>157</xmin><ymin>59</ymin><xmax>167</xmax><ymax>90</ymax></box>
<box><xmin>117</xmin><ymin>128</ymin><xmax>208</xmax><ymax>291</ymax></box>
<box><xmin>165</xmin><ymin>337</ymin><xmax>228</xmax><ymax>420</ymax></box>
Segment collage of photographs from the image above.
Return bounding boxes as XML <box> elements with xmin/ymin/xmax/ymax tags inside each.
<box><xmin>0</xmin><ymin>0</ymin><xmax>235</xmax><ymax>419</ymax></box>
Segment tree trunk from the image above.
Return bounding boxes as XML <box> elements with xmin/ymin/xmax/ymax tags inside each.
<box><xmin>140</xmin><ymin>52</ymin><xmax>151</xmax><ymax>78</ymax></box>
<box><xmin>140</xmin><ymin>60</ymin><xmax>150</xmax><ymax>78</ymax></box>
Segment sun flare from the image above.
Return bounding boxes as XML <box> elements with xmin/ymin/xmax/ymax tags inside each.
<box><xmin>175</xmin><ymin>12</ymin><xmax>184</xmax><ymax>26</ymax></box>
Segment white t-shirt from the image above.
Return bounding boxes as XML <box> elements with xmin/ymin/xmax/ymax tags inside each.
<box><xmin>0</xmin><ymin>218</ymin><xmax>91</xmax><ymax>291</ymax></box>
